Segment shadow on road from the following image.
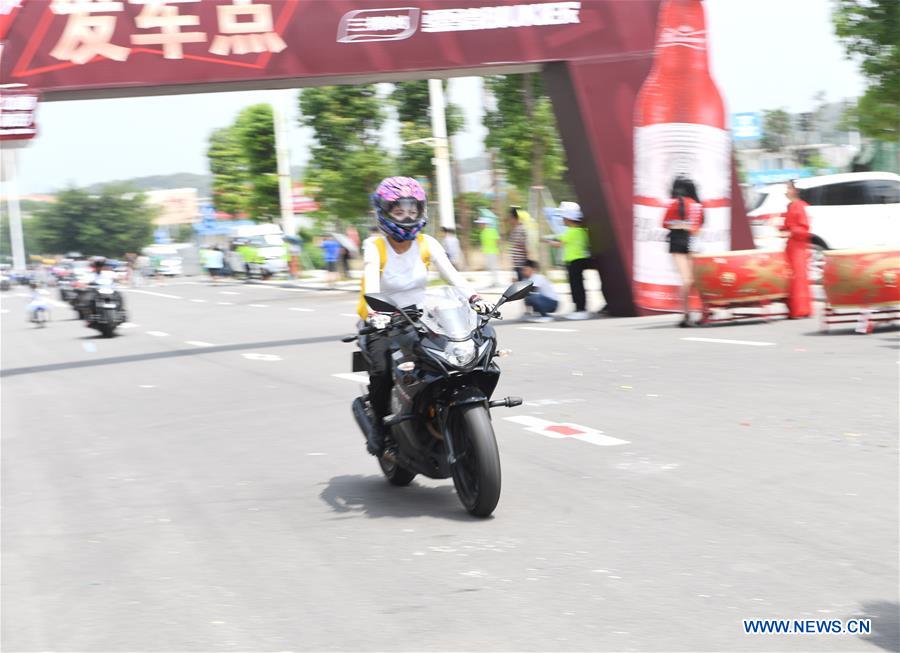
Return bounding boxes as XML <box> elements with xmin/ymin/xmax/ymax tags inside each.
<box><xmin>319</xmin><ymin>474</ymin><xmax>476</xmax><ymax>521</ymax></box>
<box><xmin>858</xmin><ymin>600</ymin><xmax>900</xmax><ymax>652</ymax></box>
<box><xmin>0</xmin><ymin>333</ymin><xmax>341</xmax><ymax>378</ymax></box>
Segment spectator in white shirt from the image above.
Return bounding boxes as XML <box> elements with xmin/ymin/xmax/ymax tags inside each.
<box><xmin>520</xmin><ymin>259</ymin><xmax>558</xmax><ymax>322</ymax></box>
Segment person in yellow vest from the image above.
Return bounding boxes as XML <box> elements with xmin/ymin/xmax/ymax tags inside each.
<box><xmin>357</xmin><ymin>176</ymin><xmax>488</xmax><ymax>457</ymax></box>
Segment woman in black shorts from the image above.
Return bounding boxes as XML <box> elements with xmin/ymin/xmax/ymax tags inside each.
<box><xmin>663</xmin><ymin>177</ymin><xmax>703</xmax><ymax>326</ymax></box>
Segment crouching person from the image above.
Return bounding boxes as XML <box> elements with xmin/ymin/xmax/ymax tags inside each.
<box><xmin>521</xmin><ymin>259</ymin><xmax>558</xmax><ymax>322</ymax></box>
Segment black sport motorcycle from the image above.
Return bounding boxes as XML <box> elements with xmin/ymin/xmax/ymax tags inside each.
<box><xmin>344</xmin><ymin>280</ymin><xmax>532</xmax><ymax>517</ymax></box>
<box><xmin>82</xmin><ymin>279</ymin><xmax>127</xmax><ymax>338</ymax></box>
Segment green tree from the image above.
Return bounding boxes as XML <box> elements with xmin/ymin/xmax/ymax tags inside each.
<box><xmin>760</xmin><ymin>108</ymin><xmax>792</xmax><ymax>153</ymax></box>
<box><xmin>234</xmin><ymin>103</ymin><xmax>280</xmax><ymax>221</ymax></box>
<box><xmin>31</xmin><ymin>186</ymin><xmax>156</xmax><ymax>257</ymax></box>
<box><xmin>207</xmin><ymin>125</ymin><xmax>250</xmax><ymax>217</ymax></box>
<box><xmin>299</xmin><ymin>85</ymin><xmax>391</xmax><ymax>226</ymax></box>
<box><xmin>483</xmin><ymin>74</ymin><xmax>566</xmax><ymax>192</ymax></box>
<box><xmin>834</xmin><ymin>0</ymin><xmax>899</xmax><ymax>140</ymax></box>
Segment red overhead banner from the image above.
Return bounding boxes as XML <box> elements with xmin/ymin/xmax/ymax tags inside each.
<box><xmin>0</xmin><ymin>0</ymin><xmax>752</xmax><ymax>316</ymax></box>
<box><xmin>2</xmin><ymin>0</ymin><xmax>658</xmax><ymax>98</ymax></box>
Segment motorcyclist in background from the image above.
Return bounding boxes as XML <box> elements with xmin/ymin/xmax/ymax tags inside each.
<box><xmin>76</xmin><ymin>257</ymin><xmax>121</xmax><ymax>318</ymax></box>
<box><xmin>357</xmin><ymin>176</ymin><xmax>490</xmax><ymax>457</ymax></box>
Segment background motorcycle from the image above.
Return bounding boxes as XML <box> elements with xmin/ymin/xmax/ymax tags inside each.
<box><xmin>344</xmin><ymin>280</ymin><xmax>533</xmax><ymax>517</ymax></box>
<box><xmin>84</xmin><ymin>280</ymin><xmax>127</xmax><ymax>338</ymax></box>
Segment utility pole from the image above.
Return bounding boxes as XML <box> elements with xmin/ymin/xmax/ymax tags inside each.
<box><xmin>428</xmin><ymin>79</ymin><xmax>455</xmax><ymax>230</ymax></box>
<box><xmin>273</xmin><ymin>91</ymin><xmax>295</xmax><ymax>236</ymax></box>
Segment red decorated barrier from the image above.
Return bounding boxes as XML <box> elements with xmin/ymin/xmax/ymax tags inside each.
<box><xmin>822</xmin><ymin>248</ymin><xmax>900</xmax><ymax>333</ymax></box>
<box><xmin>692</xmin><ymin>249</ymin><xmax>789</xmax><ymax>324</ymax></box>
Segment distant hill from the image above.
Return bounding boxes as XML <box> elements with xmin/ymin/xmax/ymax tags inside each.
<box><xmin>76</xmin><ymin>168</ymin><xmax>306</xmax><ymax>197</ymax></box>
<box><xmin>81</xmin><ymin>173</ymin><xmax>212</xmax><ymax>197</ymax></box>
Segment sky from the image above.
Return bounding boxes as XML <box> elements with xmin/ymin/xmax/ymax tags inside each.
<box><xmin>9</xmin><ymin>0</ymin><xmax>866</xmax><ymax>195</ymax></box>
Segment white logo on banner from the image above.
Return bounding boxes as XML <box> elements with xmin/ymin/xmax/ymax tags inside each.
<box><xmin>337</xmin><ymin>2</ymin><xmax>580</xmax><ymax>42</ymax></box>
<box><xmin>337</xmin><ymin>7</ymin><xmax>420</xmax><ymax>43</ymax></box>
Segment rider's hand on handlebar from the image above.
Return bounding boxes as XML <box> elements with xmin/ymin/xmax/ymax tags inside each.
<box><xmin>469</xmin><ymin>295</ymin><xmax>492</xmax><ymax>316</ymax></box>
<box><xmin>367</xmin><ymin>312</ymin><xmax>391</xmax><ymax>330</ymax></box>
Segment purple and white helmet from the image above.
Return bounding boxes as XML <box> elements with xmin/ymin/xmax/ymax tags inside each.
<box><xmin>372</xmin><ymin>176</ymin><xmax>427</xmax><ymax>241</ymax></box>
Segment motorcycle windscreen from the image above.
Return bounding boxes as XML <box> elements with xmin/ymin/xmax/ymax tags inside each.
<box><xmin>419</xmin><ymin>286</ymin><xmax>477</xmax><ymax>341</ymax></box>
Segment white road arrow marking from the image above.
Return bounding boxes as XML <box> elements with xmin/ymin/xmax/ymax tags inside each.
<box><xmin>503</xmin><ymin>415</ymin><xmax>629</xmax><ymax>447</ymax></box>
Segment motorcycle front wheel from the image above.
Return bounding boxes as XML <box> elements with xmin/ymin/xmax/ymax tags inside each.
<box><xmin>450</xmin><ymin>404</ymin><xmax>501</xmax><ymax>517</ymax></box>
<box><xmin>100</xmin><ymin>309</ymin><xmax>116</xmax><ymax>338</ymax></box>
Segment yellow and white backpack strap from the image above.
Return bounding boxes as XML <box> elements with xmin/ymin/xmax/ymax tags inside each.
<box><xmin>357</xmin><ymin>236</ymin><xmax>387</xmax><ymax>320</ymax></box>
<box><xmin>417</xmin><ymin>233</ymin><xmax>431</xmax><ymax>268</ymax></box>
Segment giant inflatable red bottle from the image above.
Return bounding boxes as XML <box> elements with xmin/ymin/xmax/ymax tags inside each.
<box><xmin>633</xmin><ymin>0</ymin><xmax>731</xmax><ymax>312</ymax></box>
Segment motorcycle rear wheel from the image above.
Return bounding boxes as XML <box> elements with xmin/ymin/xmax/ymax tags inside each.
<box><xmin>451</xmin><ymin>404</ymin><xmax>501</xmax><ymax>517</ymax></box>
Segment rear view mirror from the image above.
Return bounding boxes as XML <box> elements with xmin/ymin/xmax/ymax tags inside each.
<box><xmin>364</xmin><ymin>293</ymin><xmax>398</xmax><ymax>314</ymax></box>
<box><xmin>503</xmin><ymin>280</ymin><xmax>534</xmax><ymax>303</ymax></box>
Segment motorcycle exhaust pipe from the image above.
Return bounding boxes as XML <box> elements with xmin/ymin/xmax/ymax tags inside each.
<box><xmin>351</xmin><ymin>396</ymin><xmax>373</xmax><ymax>440</ymax></box>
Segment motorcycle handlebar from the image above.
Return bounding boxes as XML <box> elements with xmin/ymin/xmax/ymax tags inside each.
<box><xmin>343</xmin><ymin>305</ymin><xmax>500</xmax><ymax>343</ymax></box>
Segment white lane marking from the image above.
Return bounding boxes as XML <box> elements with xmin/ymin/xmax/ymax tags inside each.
<box><xmin>242</xmin><ymin>353</ymin><xmax>281</xmax><ymax>361</ymax></box>
<box><xmin>307</xmin><ymin>452</ymin><xmax>327</xmax><ymax>456</ymax></box>
<box><xmin>120</xmin><ymin>322</ymin><xmax>139</xmax><ymax>328</ymax></box>
<box><xmin>191</xmin><ymin>299</ymin><xmax>207</xmax><ymax>303</ymax></box>
<box><xmin>0</xmin><ymin>309</ymin><xmax>8</xmax><ymax>314</ymax></box>
<box><xmin>503</xmin><ymin>415</ymin><xmax>629</xmax><ymax>447</ymax></box>
<box><xmin>217</xmin><ymin>301</ymin><xmax>234</xmax><ymax>306</ymax></box>
<box><xmin>332</xmin><ymin>372</ymin><xmax>369</xmax><ymax>384</ymax></box>
<box><xmin>82</xmin><ymin>342</ymin><xmax>97</xmax><ymax>352</ymax></box>
<box><xmin>127</xmin><ymin>289</ymin><xmax>183</xmax><ymax>299</ymax></box>
<box><xmin>681</xmin><ymin>337</ymin><xmax>775</xmax><ymax>347</ymax></box>
<box><xmin>185</xmin><ymin>340</ymin><xmax>214</xmax><ymax>347</ymax></box>
<box><xmin>220</xmin><ymin>291</ymin><xmax>239</xmax><ymax>295</ymax></box>
<box><xmin>279</xmin><ymin>287</ymin><xmax>311</xmax><ymax>293</ymax></box>
<box><xmin>518</xmin><ymin>326</ymin><xmax>578</xmax><ymax>333</ymax></box>
<box><xmin>139</xmin><ymin>385</ymin><xmax>156</xmax><ymax>389</ymax></box>
<box><xmin>289</xmin><ymin>307</ymin><xmax>314</xmax><ymax>312</ymax></box>
<box><xmin>248</xmin><ymin>304</ymin><xmax>269</xmax><ymax>308</ymax></box>
<box><xmin>146</xmin><ymin>331</ymin><xmax>169</xmax><ymax>337</ymax></box>
<box><xmin>340</xmin><ymin>313</ymin><xmax>358</xmax><ymax>318</ymax></box>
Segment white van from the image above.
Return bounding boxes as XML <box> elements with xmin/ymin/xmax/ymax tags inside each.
<box><xmin>227</xmin><ymin>223</ymin><xmax>287</xmax><ymax>278</ymax></box>
<box><xmin>748</xmin><ymin>171</ymin><xmax>900</xmax><ymax>280</ymax></box>
<box><xmin>142</xmin><ymin>245</ymin><xmax>183</xmax><ymax>277</ymax></box>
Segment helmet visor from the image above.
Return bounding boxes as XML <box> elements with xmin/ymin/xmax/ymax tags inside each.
<box><xmin>387</xmin><ymin>199</ymin><xmax>422</xmax><ymax>225</ymax></box>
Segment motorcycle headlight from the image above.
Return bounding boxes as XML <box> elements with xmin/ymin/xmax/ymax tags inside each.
<box><xmin>441</xmin><ymin>340</ymin><xmax>477</xmax><ymax>368</ymax></box>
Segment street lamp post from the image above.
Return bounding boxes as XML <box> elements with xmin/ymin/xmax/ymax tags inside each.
<box><xmin>427</xmin><ymin>79</ymin><xmax>456</xmax><ymax>231</ymax></box>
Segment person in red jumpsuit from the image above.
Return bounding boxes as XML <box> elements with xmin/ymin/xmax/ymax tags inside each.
<box><xmin>780</xmin><ymin>180</ymin><xmax>812</xmax><ymax>318</ymax></box>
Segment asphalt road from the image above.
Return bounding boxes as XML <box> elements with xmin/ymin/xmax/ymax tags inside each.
<box><xmin>2</xmin><ymin>278</ymin><xmax>898</xmax><ymax>652</ymax></box>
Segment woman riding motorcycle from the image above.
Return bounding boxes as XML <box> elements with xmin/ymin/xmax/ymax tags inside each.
<box><xmin>358</xmin><ymin>176</ymin><xmax>488</xmax><ymax>456</ymax></box>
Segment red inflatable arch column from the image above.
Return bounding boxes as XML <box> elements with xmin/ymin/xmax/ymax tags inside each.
<box><xmin>545</xmin><ymin>58</ymin><xmax>753</xmax><ymax>317</ymax></box>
